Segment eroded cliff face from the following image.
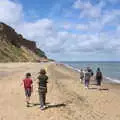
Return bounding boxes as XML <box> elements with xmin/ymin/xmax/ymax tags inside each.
<box><xmin>0</xmin><ymin>22</ymin><xmax>47</xmax><ymax>62</ymax></box>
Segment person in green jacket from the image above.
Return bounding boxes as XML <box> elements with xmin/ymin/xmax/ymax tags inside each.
<box><xmin>37</xmin><ymin>69</ymin><xmax>48</xmax><ymax>110</ymax></box>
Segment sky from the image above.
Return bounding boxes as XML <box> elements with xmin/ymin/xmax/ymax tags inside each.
<box><xmin>0</xmin><ymin>0</ymin><xmax>120</xmax><ymax>61</ymax></box>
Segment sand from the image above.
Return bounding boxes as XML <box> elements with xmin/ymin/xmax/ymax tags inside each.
<box><xmin>0</xmin><ymin>62</ymin><xmax>120</xmax><ymax>120</ymax></box>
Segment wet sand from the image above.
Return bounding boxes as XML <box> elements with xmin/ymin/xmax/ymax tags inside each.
<box><xmin>0</xmin><ymin>62</ymin><xmax>120</xmax><ymax>120</ymax></box>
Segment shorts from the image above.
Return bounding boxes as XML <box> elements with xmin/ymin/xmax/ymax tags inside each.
<box><xmin>25</xmin><ymin>88</ymin><xmax>31</xmax><ymax>97</ymax></box>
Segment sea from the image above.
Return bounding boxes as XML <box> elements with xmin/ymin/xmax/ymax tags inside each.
<box><xmin>61</xmin><ymin>61</ymin><xmax>120</xmax><ymax>84</ymax></box>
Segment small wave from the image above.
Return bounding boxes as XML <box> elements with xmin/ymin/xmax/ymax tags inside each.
<box><xmin>104</xmin><ymin>76</ymin><xmax>120</xmax><ymax>84</ymax></box>
<box><xmin>60</xmin><ymin>63</ymin><xmax>80</xmax><ymax>72</ymax></box>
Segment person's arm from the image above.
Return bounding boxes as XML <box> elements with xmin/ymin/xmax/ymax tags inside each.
<box><xmin>20</xmin><ymin>80</ymin><xmax>24</xmax><ymax>86</ymax></box>
<box><xmin>46</xmin><ymin>76</ymin><xmax>48</xmax><ymax>83</ymax></box>
<box><xmin>34</xmin><ymin>76</ymin><xmax>40</xmax><ymax>84</ymax></box>
<box><xmin>31</xmin><ymin>80</ymin><xmax>33</xmax><ymax>92</ymax></box>
<box><xmin>33</xmin><ymin>72</ymin><xmax>40</xmax><ymax>81</ymax></box>
<box><xmin>101</xmin><ymin>72</ymin><xmax>103</xmax><ymax>80</ymax></box>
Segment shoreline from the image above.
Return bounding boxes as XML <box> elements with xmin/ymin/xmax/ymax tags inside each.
<box><xmin>56</xmin><ymin>62</ymin><xmax>120</xmax><ymax>95</ymax></box>
<box><xmin>60</xmin><ymin>61</ymin><xmax>120</xmax><ymax>84</ymax></box>
<box><xmin>0</xmin><ymin>62</ymin><xmax>120</xmax><ymax>120</ymax></box>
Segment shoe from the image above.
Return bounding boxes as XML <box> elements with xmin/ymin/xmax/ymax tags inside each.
<box><xmin>26</xmin><ymin>101</ymin><xmax>30</xmax><ymax>107</ymax></box>
<box><xmin>45</xmin><ymin>105</ymin><xmax>48</xmax><ymax>108</ymax></box>
<box><xmin>26</xmin><ymin>103</ymin><xmax>29</xmax><ymax>107</ymax></box>
<box><xmin>40</xmin><ymin>105</ymin><xmax>46</xmax><ymax>110</ymax></box>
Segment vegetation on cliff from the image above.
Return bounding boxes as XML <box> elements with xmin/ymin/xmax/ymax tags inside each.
<box><xmin>0</xmin><ymin>22</ymin><xmax>47</xmax><ymax>62</ymax></box>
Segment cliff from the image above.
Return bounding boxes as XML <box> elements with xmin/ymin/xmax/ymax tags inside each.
<box><xmin>0</xmin><ymin>22</ymin><xmax>47</xmax><ymax>62</ymax></box>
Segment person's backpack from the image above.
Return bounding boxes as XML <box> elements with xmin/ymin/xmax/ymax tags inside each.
<box><xmin>91</xmin><ymin>71</ymin><xmax>94</xmax><ymax>76</ymax></box>
<box><xmin>88</xmin><ymin>69</ymin><xmax>94</xmax><ymax>76</ymax></box>
<box><xmin>85</xmin><ymin>72</ymin><xmax>90</xmax><ymax>80</ymax></box>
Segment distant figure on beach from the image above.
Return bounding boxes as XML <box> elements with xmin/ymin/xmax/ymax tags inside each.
<box><xmin>22</xmin><ymin>73</ymin><xmax>33</xmax><ymax>107</ymax></box>
<box><xmin>84</xmin><ymin>68</ymin><xmax>91</xmax><ymax>88</ymax></box>
<box><xmin>80</xmin><ymin>69</ymin><xmax>84</xmax><ymax>83</ymax></box>
<box><xmin>96</xmin><ymin>68</ymin><xmax>103</xmax><ymax>89</ymax></box>
<box><xmin>37</xmin><ymin>69</ymin><xmax>48</xmax><ymax>110</ymax></box>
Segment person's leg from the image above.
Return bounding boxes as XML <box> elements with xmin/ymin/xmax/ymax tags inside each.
<box><xmin>27</xmin><ymin>88</ymin><xmax>31</xmax><ymax>104</ymax></box>
<box><xmin>25</xmin><ymin>89</ymin><xmax>29</xmax><ymax>106</ymax></box>
<box><xmin>25</xmin><ymin>96</ymin><xmax>30</xmax><ymax>107</ymax></box>
<box><xmin>87</xmin><ymin>80</ymin><xmax>90</xmax><ymax>88</ymax></box>
<box><xmin>28</xmin><ymin>97</ymin><xmax>30</xmax><ymax>103</ymax></box>
<box><xmin>98</xmin><ymin>79</ymin><xmax>101</xmax><ymax>90</ymax></box>
<box><xmin>85</xmin><ymin>80</ymin><xmax>86</xmax><ymax>86</ymax></box>
<box><xmin>97</xmin><ymin>79</ymin><xmax>99</xmax><ymax>86</ymax></box>
<box><xmin>86</xmin><ymin>80</ymin><xmax>88</xmax><ymax>88</ymax></box>
<box><xmin>81</xmin><ymin>77</ymin><xmax>83</xmax><ymax>83</ymax></box>
<box><xmin>38</xmin><ymin>90</ymin><xmax>42</xmax><ymax>106</ymax></box>
<box><xmin>40</xmin><ymin>93</ymin><xmax>44</xmax><ymax>108</ymax></box>
<box><xmin>43</xmin><ymin>93</ymin><xmax>46</xmax><ymax>106</ymax></box>
<box><xmin>85</xmin><ymin>80</ymin><xmax>88</xmax><ymax>88</ymax></box>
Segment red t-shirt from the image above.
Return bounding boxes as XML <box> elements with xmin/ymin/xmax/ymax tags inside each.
<box><xmin>23</xmin><ymin>78</ymin><xmax>33</xmax><ymax>89</ymax></box>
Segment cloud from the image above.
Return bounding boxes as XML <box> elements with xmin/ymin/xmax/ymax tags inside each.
<box><xmin>107</xmin><ymin>0</ymin><xmax>120</xmax><ymax>4</ymax></box>
<box><xmin>1</xmin><ymin>0</ymin><xmax>120</xmax><ymax>60</ymax></box>
<box><xmin>0</xmin><ymin>0</ymin><xmax>23</xmax><ymax>26</ymax></box>
<box><xmin>73</xmin><ymin>0</ymin><xmax>105</xmax><ymax>18</ymax></box>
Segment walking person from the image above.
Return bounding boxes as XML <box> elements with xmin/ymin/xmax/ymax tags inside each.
<box><xmin>80</xmin><ymin>69</ymin><xmax>84</xmax><ymax>83</ymax></box>
<box><xmin>87</xmin><ymin>67</ymin><xmax>94</xmax><ymax>83</ymax></box>
<box><xmin>87</xmin><ymin>67</ymin><xmax>94</xmax><ymax>77</ymax></box>
<box><xmin>84</xmin><ymin>68</ymin><xmax>91</xmax><ymax>89</ymax></box>
<box><xmin>37</xmin><ymin>69</ymin><xmax>48</xmax><ymax>110</ymax></box>
<box><xmin>96</xmin><ymin>68</ymin><xmax>103</xmax><ymax>89</ymax></box>
<box><xmin>22</xmin><ymin>73</ymin><xmax>33</xmax><ymax>107</ymax></box>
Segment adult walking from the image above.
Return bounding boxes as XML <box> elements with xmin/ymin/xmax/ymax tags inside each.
<box><xmin>80</xmin><ymin>69</ymin><xmax>84</xmax><ymax>83</ymax></box>
<box><xmin>84</xmin><ymin>68</ymin><xmax>91</xmax><ymax>88</ymax></box>
<box><xmin>96</xmin><ymin>68</ymin><xmax>103</xmax><ymax>89</ymax></box>
<box><xmin>87</xmin><ymin>67</ymin><xmax>94</xmax><ymax>77</ymax></box>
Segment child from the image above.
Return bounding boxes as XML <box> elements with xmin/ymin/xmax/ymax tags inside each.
<box><xmin>37</xmin><ymin>69</ymin><xmax>48</xmax><ymax>110</ymax></box>
<box><xmin>22</xmin><ymin>73</ymin><xmax>33</xmax><ymax>107</ymax></box>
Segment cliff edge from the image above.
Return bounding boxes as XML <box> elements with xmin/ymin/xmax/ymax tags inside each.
<box><xmin>0</xmin><ymin>22</ymin><xmax>47</xmax><ymax>62</ymax></box>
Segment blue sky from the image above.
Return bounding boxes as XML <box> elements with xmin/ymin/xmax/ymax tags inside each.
<box><xmin>1</xmin><ymin>0</ymin><xmax>120</xmax><ymax>61</ymax></box>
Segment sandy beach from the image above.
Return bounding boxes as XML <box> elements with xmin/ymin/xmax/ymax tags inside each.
<box><xmin>0</xmin><ymin>62</ymin><xmax>120</xmax><ymax>120</ymax></box>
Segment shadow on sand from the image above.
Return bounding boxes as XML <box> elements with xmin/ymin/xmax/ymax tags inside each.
<box><xmin>31</xmin><ymin>103</ymin><xmax>66</xmax><ymax>109</ymax></box>
<box><xmin>32</xmin><ymin>102</ymin><xmax>49</xmax><ymax>106</ymax></box>
<box><xmin>88</xmin><ymin>87</ymin><xmax>98</xmax><ymax>90</ymax></box>
<box><xmin>99</xmin><ymin>88</ymin><xmax>109</xmax><ymax>91</ymax></box>
<box><xmin>88</xmin><ymin>87</ymin><xmax>109</xmax><ymax>91</ymax></box>
<box><xmin>47</xmin><ymin>103</ymin><xmax>66</xmax><ymax>109</ymax></box>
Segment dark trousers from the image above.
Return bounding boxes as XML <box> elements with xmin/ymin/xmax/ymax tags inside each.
<box><xmin>85</xmin><ymin>79</ymin><xmax>89</xmax><ymax>87</ymax></box>
<box><xmin>96</xmin><ymin>79</ymin><xmax>102</xmax><ymax>86</ymax></box>
<box><xmin>38</xmin><ymin>88</ymin><xmax>46</xmax><ymax>107</ymax></box>
<box><xmin>39</xmin><ymin>93</ymin><xmax>46</xmax><ymax>107</ymax></box>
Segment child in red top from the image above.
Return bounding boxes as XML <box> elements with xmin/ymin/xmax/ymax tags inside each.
<box><xmin>22</xmin><ymin>73</ymin><xmax>33</xmax><ymax>107</ymax></box>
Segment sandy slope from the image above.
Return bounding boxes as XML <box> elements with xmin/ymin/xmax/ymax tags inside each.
<box><xmin>0</xmin><ymin>63</ymin><xmax>120</xmax><ymax>120</ymax></box>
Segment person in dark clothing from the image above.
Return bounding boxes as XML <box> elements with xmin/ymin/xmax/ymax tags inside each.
<box><xmin>96</xmin><ymin>68</ymin><xmax>103</xmax><ymax>88</ymax></box>
<box><xmin>37</xmin><ymin>69</ymin><xmax>48</xmax><ymax>110</ymax></box>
